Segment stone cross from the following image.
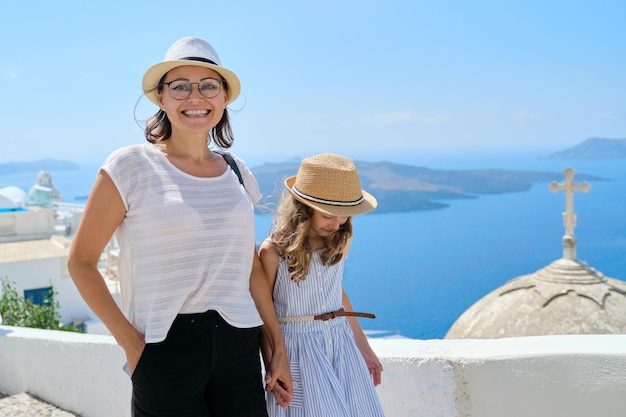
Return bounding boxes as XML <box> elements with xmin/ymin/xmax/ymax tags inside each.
<box><xmin>549</xmin><ymin>167</ymin><xmax>590</xmax><ymax>260</ymax></box>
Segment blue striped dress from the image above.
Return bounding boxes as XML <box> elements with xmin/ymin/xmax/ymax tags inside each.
<box><xmin>267</xmin><ymin>248</ymin><xmax>385</xmax><ymax>417</ymax></box>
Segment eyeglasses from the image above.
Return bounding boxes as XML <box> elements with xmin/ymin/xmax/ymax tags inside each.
<box><xmin>163</xmin><ymin>77</ymin><xmax>224</xmax><ymax>100</ymax></box>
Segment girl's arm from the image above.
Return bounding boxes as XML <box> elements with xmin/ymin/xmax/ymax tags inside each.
<box><xmin>342</xmin><ymin>289</ymin><xmax>384</xmax><ymax>386</ymax></box>
<box><xmin>250</xmin><ymin>244</ymin><xmax>292</xmax><ymax>409</ymax></box>
<box><xmin>342</xmin><ymin>235</ymin><xmax>383</xmax><ymax>386</ymax></box>
<box><xmin>67</xmin><ymin>170</ymin><xmax>145</xmax><ymax>374</ymax></box>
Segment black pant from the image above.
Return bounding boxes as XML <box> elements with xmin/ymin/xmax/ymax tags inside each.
<box><xmin>131</xmin><ymin>310</ymin><xmax>268</xmax><ymax>417</ymax></box>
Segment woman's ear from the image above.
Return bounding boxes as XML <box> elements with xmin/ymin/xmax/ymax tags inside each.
<box><xmin>158</xmin><ymin>92</ymin><xmax>165</xmax><ymax>110</ymax></box>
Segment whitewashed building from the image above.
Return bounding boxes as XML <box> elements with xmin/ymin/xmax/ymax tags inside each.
<box><xmin>0</xmin><ymin>171</ymin><xmax>114</xmax><ymax>332</ymax></box>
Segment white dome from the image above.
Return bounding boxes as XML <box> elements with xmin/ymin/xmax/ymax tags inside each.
<box><xmin>0</xmin><ymin>186</ymin><xmax>27</xmax><ymax>208</ymax></box>
<box><xmin>445</xmin><ymin>258</ymin><xmax>626</xmax><ymax>339</ymax></box>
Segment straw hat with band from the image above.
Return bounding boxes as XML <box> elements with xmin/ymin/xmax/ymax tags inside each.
<box><xmin>142</xmin><ymin>36</ymin><xmax>241</xmax><ymax>106</ymax></box>
<box><xmin>285</xmin><ymin>153</ymin><xmax>377</xmax><ymax>217</ymax></box>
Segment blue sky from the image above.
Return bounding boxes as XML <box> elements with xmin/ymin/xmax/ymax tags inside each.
<box><xmin>1</xmin><ymin>0</ymin><xmax>624</xmax><ymax>167</ymax></box>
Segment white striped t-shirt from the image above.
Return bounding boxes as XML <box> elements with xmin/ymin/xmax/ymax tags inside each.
<box><xmin>102</xmin><ymin>143</ymin><xmax>263</xmax><ymax>343</ymax></box>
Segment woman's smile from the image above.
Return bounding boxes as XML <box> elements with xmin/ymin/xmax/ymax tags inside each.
<box><xmin>182</xmin><ymin>109</ymin><xmax>210</xmax><ymax>117</ymax></box>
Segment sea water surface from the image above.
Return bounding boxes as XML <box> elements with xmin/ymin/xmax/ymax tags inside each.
<box><xmin>3</xmin><ymin>154</ymin><xmax>625</xmax><ymax>339</ymax></box>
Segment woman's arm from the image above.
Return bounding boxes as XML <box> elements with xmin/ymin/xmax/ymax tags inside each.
<box><xmin>67</xmin><ymin>170</ymin><xmax>145</xmax><ymax>374</ymax></box>
<box><xmin>257</xmin><ymin>241</ymin><xmax>279</xmax><ymax>366</ymax></box>
<box><xmin>250</xmin><ymin>245</ymin><xmax>292</xmax><ymax>409</ymax></box>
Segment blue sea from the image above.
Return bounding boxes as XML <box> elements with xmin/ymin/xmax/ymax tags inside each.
<box><xmin>3</xmin><ymin>153</ymin><xmax>626</xmax><ymax>340</ymax></box>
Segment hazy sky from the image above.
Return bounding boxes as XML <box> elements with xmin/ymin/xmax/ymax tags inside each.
<box><xmin>2</xmin><ymin>0</ymin><xmax>624</xmax><ymax>166</ymax></box>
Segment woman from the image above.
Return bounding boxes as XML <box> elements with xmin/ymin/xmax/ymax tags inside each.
<box><xmin>68</xmin><ymin>36</ymin><xmax>292</xmax><ymax>417</ymax></box>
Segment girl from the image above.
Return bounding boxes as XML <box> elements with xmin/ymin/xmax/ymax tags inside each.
<box><xmin>259</xmin><ymin>153</ymin><xmax>385</xmax><ymax>416</ymax></box>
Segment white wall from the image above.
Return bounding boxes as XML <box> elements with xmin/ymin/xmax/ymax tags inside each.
<box><xmin>0</xmin><ymin>208</ymin><xmax>55</xmax><ymax>241</ymax></box>
<box><xmin>1</xmin><ymin>326</ymin><xmax>625</xmax><ymax>417</ymax></box>
<box><xmin>0</xmin><ymin>326</ymin><xmax>131</xmax><ymax>417</ymax></box>
<box><xmin>14</xmin><ymin>208</ymin><xmax>55</xmax><ymax>236</ymax></box>
<box><xmin>370</xmin><ymin>336</ymin><xmax>626</xmax><ymax>417</ymax></box>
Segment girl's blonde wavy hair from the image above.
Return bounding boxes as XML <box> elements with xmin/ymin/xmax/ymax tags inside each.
<box><xmin>269</xmin><ymin>191</ymin><xmax>353</xmax><ymax>283</ymax></box>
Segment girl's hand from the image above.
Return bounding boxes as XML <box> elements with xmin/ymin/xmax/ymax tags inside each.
<box><xmin>357</xmin><ymin>342</ymin><xmax>383</xmax><ymax>386</ymax></box>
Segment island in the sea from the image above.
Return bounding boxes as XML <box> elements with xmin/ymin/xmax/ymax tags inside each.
<box><xmin>546</xmin><ymin>137</ymin><xmax>626</xmax><ymax>159</ymax></box>
<box><xmin>251</xmin><ymin>160</ymin><xmax>604</xmax><ymax>214</ymax></box>
<box><xmin>253</xmin><ymin>137</ymin><xmax>624</xmax><ymax>213</ymax></box>
<box><xmin>0</xmin><ymin>159</ymin><xmax>79</xmax><ymax>175</ymax></box>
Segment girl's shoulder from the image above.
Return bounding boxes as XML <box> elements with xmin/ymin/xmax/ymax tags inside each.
<box><xmin>259</xmin><ymin>238</ymin><xmax>281</xmax><ymax>255</ymax></box>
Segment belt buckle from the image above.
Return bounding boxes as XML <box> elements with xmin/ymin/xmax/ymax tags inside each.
<box><xmin>319</xmin><ymin>312</ymin><xmax>333</xmax><ymax>321</ymax></box>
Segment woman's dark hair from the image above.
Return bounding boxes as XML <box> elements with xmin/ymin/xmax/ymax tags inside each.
<box><xmin>144</xmin><ymin>74</ymin><xmax>234</xmax><ymax>148</ymax></box>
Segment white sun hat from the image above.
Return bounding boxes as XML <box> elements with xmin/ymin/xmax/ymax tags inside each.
<box><xmin>142</xmin><ymin>36</ymin><xmax>241</xmax><ymax>106</ymax></box>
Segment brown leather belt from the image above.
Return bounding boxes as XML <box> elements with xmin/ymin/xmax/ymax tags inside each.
<box><xmin>313</xmin><ymin>308</ymin><xmax>376</xmax><ymax>321</ymax></box>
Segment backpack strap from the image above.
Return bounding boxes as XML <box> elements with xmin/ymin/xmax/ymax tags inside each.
<box><xmin>216</xmin><ymin>151</ymin><xmax>244</xmax><ymax>186</ymax></box>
